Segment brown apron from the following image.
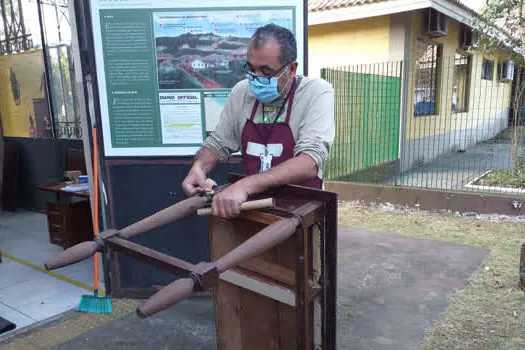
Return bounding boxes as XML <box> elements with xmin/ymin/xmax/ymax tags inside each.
<box><xmin>240</xmin><ymin>78</ymin><xmax>322</xmax><ymax>189</ymax></box>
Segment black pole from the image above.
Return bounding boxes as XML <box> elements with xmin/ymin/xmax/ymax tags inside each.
<box><xmin>303</xmin><ymin>0</ymin><xmax>308</xmax><ymax>77</ymax></box>
<box><xmin>36</xmin><ymin>0</ymin><xmax>57</xmax><ymax>139</ymax></box>
<box><xmin>17</xmin><ymin>0</ymin><xmax>26</xmax><ymax>49</ymax></box>
<box><xmin>1</xmin><ymin>0</ymin><xmax>11</xmax><ymax>53</ymax></box>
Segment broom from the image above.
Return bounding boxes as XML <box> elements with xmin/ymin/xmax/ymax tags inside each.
<box><xmin>77</xmin><ymin>125</ymin><xmax>112</xmax><ymax>313</ymax></box>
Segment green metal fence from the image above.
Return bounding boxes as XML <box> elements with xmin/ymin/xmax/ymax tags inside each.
<box><xmin>321</xmin><ymin>62</ymin><xmax>403</xmax><ymax>181</ymax></box>
<box><xmin>322</xmin><ymin>56</ymin><xmax>525</xmax><ymax>196</ymax></box>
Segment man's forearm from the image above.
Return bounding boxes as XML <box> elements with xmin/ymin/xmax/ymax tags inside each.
<box><xmin>238</xmin><ymin>153</ymin><xmax>318</xmax><ymax>196</ymax></box>
<box><xmin>192</xmin><ymin>146</ymin><xmax>220</xmax><ymax>175</ymax></box>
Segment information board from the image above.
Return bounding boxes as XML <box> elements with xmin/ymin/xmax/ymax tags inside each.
<box><xmin>90</xmin><ymin>0</ymin><xmax>305</xmax><ymax>157</ymax></box>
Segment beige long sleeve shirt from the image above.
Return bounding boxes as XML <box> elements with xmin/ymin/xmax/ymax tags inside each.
<box><xmin>203</xmin><ymin>75</ymin><xmax>335</xmax><ymax>173</ymax></box>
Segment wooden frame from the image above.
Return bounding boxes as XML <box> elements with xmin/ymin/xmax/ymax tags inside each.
<box><xmin>452</xmin><ymin>50</ymin><xmax>472</xmax><ymax>114</ymax></box>
<box><xmin>103</xmin><ymin>174</ymin><xmax>337</xmax><ymax>349</ymax></box>
<box><xmin>227</xmin><ymin>173</ymin><xmax>338</xmax><ymax>350</ymax></box>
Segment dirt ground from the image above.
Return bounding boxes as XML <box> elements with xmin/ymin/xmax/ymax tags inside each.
<box><xmin>338</xmin><ymin>201</ymin><xmax>525</xmax><ymax>350</ymax></box>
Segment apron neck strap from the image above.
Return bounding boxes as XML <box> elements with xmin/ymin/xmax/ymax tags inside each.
<box><xmin>284</xmin><ymin>78</ymin><xmax>297</xmax><ymax>124</ymax></box>
<box><xmin>249</xmin><ymin>100</ymin><xmax>260</xmax><ymax>121</ymax></box>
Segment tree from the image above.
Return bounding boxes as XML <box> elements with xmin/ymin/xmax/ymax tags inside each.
<box><xmin>476</xmin><ymin>0</ymin><xmax>524</xmax><ymax>61</ymax></box>
<box><xmin>471</xmin><ymin>0</ymin><xmax>525</xmax><ymax>169</ymax></box>
<box><xmin>0</xmin><ymin>0</ymin><xmax>25</xmax><ymax>54</ymax></box>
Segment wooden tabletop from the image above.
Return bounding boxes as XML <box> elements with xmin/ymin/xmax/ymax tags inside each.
<box><xmin>36</xmin><ymin>181</ymin><xmax>90</xmax><ymax>199</ymax></box>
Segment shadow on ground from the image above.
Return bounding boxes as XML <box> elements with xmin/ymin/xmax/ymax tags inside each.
<box><xmin>336</xmin><ymin>228</ymin><xmax>489</xmax><ymax>349</ymax></box>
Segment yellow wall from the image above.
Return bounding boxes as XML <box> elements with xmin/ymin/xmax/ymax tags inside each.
<box><xmin>406</xmin><ymin>10</ymin><xmax>514</xmax><ymax>140</ymax></box>
<box><xmin>308</xmin><ymin>16</ymin><xmax>391</xmax><ymax>78</ymax></box>
<box><xmin>0</xmin><ymin>50</ymin><xmax>49</xmax><ymax>138</ymax></box>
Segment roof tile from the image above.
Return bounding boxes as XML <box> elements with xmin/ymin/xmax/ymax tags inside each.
<box><xmin>308</xmin><ymin>0</ymin><xmax>387</xmax><ymax>12</ymax></box>
<box><xmin>308</xmin><ymin>0</ymin><xmax>477</xmax><ymax>14</ymax></box>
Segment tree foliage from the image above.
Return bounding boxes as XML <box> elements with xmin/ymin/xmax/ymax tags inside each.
<box><xmin>472</xmin><ymin>0</ymin><xmax>524</xmax><ymax>63</ymax></box>
<box><xmin>473</xmin><ymin>0</ymin><xmax>525</xmax><ymax>169</ymax></box>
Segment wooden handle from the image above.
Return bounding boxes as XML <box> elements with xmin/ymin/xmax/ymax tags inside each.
<box><xmin>44</xmin><ymin>195</ymin><xmax>209</xmax><ymax>271</ymax></box>
<box><xmin>196</xmin><ymin>198</ymin><xmax>274</xmax><ymax>216</ymax></box>
<box><xmin>136</xmin><ymin>278</ymin><xmax>195</xmax><ymax>318</ymax></box>
<box><xmin>119</xmin><ymin>195</ymin><xmax>209</xmax><ymax>238</ymax></box>
<box><xmin>44</xmin><ymin>241</ymin><xmax>101</xmax><ymax>270</ymax></box>
<box><xmin>110</xmin><ymin>178</ymin><xmax>219</xmax><ymax>238</ymax></box>
<box><xmin>44</xmin><ymin>180</ymin><xmax>221</xmax><ymax>271</ymax></box>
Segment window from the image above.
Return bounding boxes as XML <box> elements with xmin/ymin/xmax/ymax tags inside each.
<box><xmin>414</xmin><ymin>39</ymin><xmax>441</xmax><ymax>116</ymax></box>
<box><xmin>498</xmin><ymin>60</ymin><xmax>514</xmax><ymax>82</ymax></box>
<box><xmin>39</xmin><ymin>0</ymin><xmax>81</xmax><ymax>140</ymax></box>
<box><xmin>452</xmin><ymin>52</ymin><xmax>471</xmax><ymax>113</ymax></box>
<box><xmin>481</xmin><ymin>59</ymin><xmax>494</xmax><ymax>80</ymax></box>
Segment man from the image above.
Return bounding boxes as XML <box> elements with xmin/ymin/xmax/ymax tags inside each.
<box><xmin>182</xmin><ymin>24</ymin><xmax>335</xmax><ymax>218</ymax></box>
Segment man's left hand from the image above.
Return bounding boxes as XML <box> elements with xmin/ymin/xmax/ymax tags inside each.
<box><xmin>212</xmin><ymin>183</ymin><xmax>249</xmax><ymax>219</ymax></box>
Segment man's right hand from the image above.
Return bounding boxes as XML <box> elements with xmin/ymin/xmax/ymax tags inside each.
<box><xmin>182</xmin><ymin>166</ymin><xmax>207</xmax><ymax>197</ymax></box>
<box><xmin>181</xmin><ymin>147</ymin><xmax>220</xmax><ymax>197</ymax></box>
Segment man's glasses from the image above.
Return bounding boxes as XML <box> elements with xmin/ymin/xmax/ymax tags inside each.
<box><xmin>243</xmin><ymin>62</ymin><xmax>290</xmax><ymax>84</ymax></box>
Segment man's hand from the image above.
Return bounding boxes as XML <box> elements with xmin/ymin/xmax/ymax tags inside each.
<box><xmin>182</xmin><ymin>166</ymin><xmax>207</xmax><ymax>197</ymax></box>
<box><xmin>211</xmin><ymin>182</ymin><xmax>249</xmax><ymax>219</ymax></box>
<box><xmin>182</xmin><ymin>147</ymin><xmax>220</xmax><ymax>197</ymax></box>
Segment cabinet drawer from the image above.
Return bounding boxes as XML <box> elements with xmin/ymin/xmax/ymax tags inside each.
<box><xmin>44</xmin><ymin>200</ymin><xmax>93</xmax><ymax>249</ymax></box>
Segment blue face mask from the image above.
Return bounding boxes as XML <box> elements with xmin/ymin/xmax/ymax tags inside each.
<box><xmin>246</xmin><ymin>65</ymin><xmax>290</xmax><ymax>104</ymax></box>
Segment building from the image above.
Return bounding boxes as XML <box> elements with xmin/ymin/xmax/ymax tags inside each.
<box><xmin>202</xmin><ymin>54</ymin><xmax>229</xmax><ymax>68</ymax></box>
<box><xmin>308</xmin><ymin>0</ymin><xmax>519</xmax><ymax>178</ymax></box>
<box><xmin>191</xmin><ymin>58</ymin><xmax>206</xmax><ymax>70</ymax></box>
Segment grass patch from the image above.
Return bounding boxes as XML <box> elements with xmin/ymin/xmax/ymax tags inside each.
<box><xmin>338</xmin><ymin>202</ymin><xmax>525</xmax><ymax>349</ymax></box>
<box><xmin>476</xmin><ymin>169</ymin><xmax>525</xmax><ymax>189</ymax></box>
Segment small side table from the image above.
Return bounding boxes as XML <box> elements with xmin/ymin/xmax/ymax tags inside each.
<box><xmin>36</xmin><ymin>182</ymin><xmax>93</xmax><ymax>249</ymax></box>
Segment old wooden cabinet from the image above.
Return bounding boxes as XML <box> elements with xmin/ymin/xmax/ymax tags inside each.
<box><xmin>45</xmin><ymin>199</ymin><xmax>94</xmax><ymax>249</ymax></box>
<box><xmin>101</xmin><ymin>174</ymin><xmax>337</xmax><ymax>349</ymax></box>
<box><xmin>208</xmin><ymin>175</ymin><xmax>337</xmax><ymax>350</ymax></box>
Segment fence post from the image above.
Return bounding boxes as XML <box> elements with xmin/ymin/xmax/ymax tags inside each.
<box><xmin>361</xmin><ymin>73</ymin><xmax>368</xmax><ymax>168</ymax></box>
<box><xmin>321</xmin><ymin>67</ymin><xmax>333</xmax><ymax>179</ymax></box>
<box><xmin>398</xmin><ymin>58</ymin><xmax>410</xmax><ymax>186</ymax></box>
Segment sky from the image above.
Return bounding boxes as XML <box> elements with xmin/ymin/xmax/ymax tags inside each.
<box><xmin>153</xmin><ymin>10</ymin><xmax>294</xmax><ymax>38</ymax></box>
<box><xmin>1</xmin><ymin>0</ymin><xmax>71</xmax><ymax>49</ymax></box>
<box><xmin>461</xmin><ymin>0</ymin><xmax>486</xmax><ymax>12</ymax></box>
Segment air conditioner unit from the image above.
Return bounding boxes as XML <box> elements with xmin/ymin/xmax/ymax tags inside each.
<box><xmin>426</xmin><ymin>8</ymin><xmax>448</xmax><ymax>37</ymax></box>
<box><xmin>500</xmin><ymin>59</ymin><xmax>515</xmax><ymax>81</ymax></box>
<box><xmin>460</xmin><ymin>26</ymin><xmax>479</xmax><ymax>50</ymax></box>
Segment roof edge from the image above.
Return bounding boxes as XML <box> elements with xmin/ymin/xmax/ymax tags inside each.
<box><xmin>308</xmin><ymin>0</ymin><xmax>430</xmax><ymax>26</ymax></box>
<box><xmin>308</xmin><ymin>0</ymin><xmax>520</xmax><ymax>56</ymax></box>
<box><xmin>309</xmin><ymin>0</ymin><xmax>389</xmax><ymax>13</ymax></box>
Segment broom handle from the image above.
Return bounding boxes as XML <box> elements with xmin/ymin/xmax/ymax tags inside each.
<box><xmin>93</xmin><ymin>126</ymin><xmax>99</xmax><ymax>293</ymax></box>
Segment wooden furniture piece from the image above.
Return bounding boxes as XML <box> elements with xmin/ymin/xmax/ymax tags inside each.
<box><xmin>36</xmin><ymin>181</ymin><xmax>92</xmax><ymax>249</ymax></box>
<box><xmin>207</xmin><ymin>176</ymin><xmax>337</xmax><ymax>350</ymax></box>
<box><xmin>112</xmin><ymin>175</ymin><xmax>337</xmax><ymax>349</ymax></box>
<box><xmin>45</xmin><ymin>199</ymin><xmax>94</xmax><ymax>249</ymax></box>
<box><xmin>36</xmin><ymin>148</ymin><xmax>91</xmax><ymax>249</ymax></box>
<box><xmin>65</xmin><ymin>148</ymin><xmax>87</xmax><ymax>175</ymax></box>
<box><xmin>42</xmin><ymin>174</ymin><xmax>338</xmax><ymax>349</ymax></box>
<box><xmin>36</xmin><ymin>181</ymin><xmax>90</xmax><ymax>202</ymax></box>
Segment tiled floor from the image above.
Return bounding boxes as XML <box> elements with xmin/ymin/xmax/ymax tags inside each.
<box><xmin>0</xmin><ymin>209</ymin><xmax>93</xmax><ymax>339</ymax></box>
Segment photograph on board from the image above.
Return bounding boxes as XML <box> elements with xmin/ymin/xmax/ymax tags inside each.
<box><xmin>153</xmin><ymin>8</ymin><xmax>294</xmax><ymax>90</ymax></box>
